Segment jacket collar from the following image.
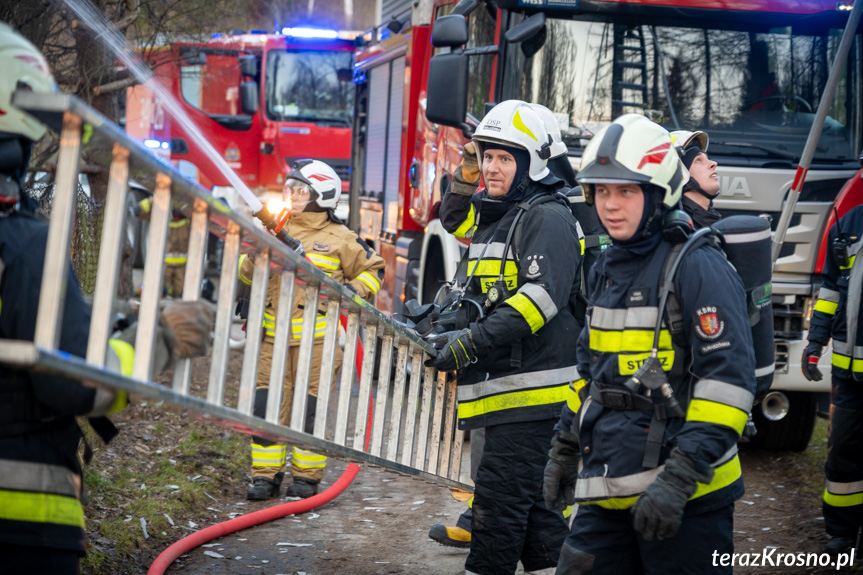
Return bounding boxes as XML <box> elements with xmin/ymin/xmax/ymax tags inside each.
<box><xmin>288</xmin><ymin>210</ymin><xmax>330</xmax><ymax>230</ymax></box>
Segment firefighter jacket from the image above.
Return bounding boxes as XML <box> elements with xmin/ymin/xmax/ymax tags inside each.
<box><xmin>0</xmin><ymin>211</ymin><xmax>131</xmax><ymax>553</ymax></box>
<box><xmin>138</xmin><ymin>198</ymin><xmax>190</xmax><ymax>265</ymax></box>
<box><xmin>239</xmin><ymin>211</ymin><xmax>385</xmax><ymax>344</ymax></box>
<box><xmin>555</xmin><ymin>237</ymin><xmax>756</xmax><ymax>514</ymax></box>
<box><xmin>809</xmin><ymin>204</ymin><xmax>863</xmax><ymax>380</ymax></box>
<box><xmin>439</xmin><ymin>183</ymin><xmax>584</xmax><ymax>430</ymax></box>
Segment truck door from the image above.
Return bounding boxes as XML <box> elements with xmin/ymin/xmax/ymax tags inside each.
<box><xmin>172</xmin><ymin>48</ymin><xmax>261</xmax><ymax>192</ymax></box>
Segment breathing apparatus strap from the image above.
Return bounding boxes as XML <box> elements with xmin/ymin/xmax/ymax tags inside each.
<box><xmin>642</xmin><ymin>227</ymin><xmax>716</xmax><ymax>469</ymax></box>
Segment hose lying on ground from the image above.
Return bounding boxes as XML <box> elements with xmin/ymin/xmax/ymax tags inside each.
<box><xmin>149</xmin><ymin>314</ymin><xmax>370</xmax><ymax>574</ymax></box>
<box><xmin>147</xmin><ymin>464</ymin><xmax>361</xmax><ymax>575</ymax></box>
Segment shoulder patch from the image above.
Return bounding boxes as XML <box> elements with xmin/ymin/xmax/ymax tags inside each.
<box><xmin>694</xmin><ymin>305</ymin><xmax>726</xmax><ymax>340</ymax></box>
<box><xmin>313</xmin><ymin>241</ymin><xmax>330</xmax><ymax>252</ymax></box>
<box><xmin>524</xmin><ymin>254</ymin><xmax>547</xmax><ymax>279</ymax></box>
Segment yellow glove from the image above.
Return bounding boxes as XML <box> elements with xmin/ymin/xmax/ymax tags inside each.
<box><xmin>460</xmin><ymin>141</ymin><xmax>481</xmax><ymax>184</ymax></box>
<box><xmin>159</xmin><ymin>301</ymin><xmax>215</xmax><ymax>358</ymax></box>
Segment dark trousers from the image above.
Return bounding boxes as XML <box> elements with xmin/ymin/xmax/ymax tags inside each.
<box><xmin>466</xmin><ymin>418</ymin><xmax>569</xmax><ymax>575</ymax></box>
<box><xmin>556</xmin><ymin>503</ymin><xmax>734</xmax><ymax>574</ymax></box>
<box><xmin>824</xmin><ymin>374</ymin><xmax>863</xmax><ymax>539</ymax></box>
<box><xmin>0</xmin><ymin>544</ymin><xmax>80</xmax><ymax>575</ymax></box>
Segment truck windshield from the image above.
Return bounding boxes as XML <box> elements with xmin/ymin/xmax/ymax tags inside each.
<box><xmin>266</xmin><ymin>49</ymin><xmax>353</xmax><ymax>126</ymax></box>
<box><xmin>502</xmin><ymin>15</ymin><xmax>862</xmax><ymax>165</ymax></box>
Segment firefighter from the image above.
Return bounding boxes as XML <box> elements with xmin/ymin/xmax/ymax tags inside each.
<box><xmin>803</xmin><ymin>203</ymin><xmax>863</xmax><ymax>555</ymax></box>
<box><xmin>428</xmin><ymin>102</ymin><xmax>579</xmax><ymax>551</ymax></box>
<box><xmin>0</xmin><ymin>22</ymin><xmax>213</xmax><ymax>573</ymax></box>
<box><xmin>243</xmin><ymin>159</ymin><xmax>385</xmax><ymax>501</ymax></box>
<box><xmin>428</xmin><ymin>100</ymin><xmax>581</xmax><ymax>575</ymax></box>
<box><xmin>543</xmin><ymin>115</ymin><xmax>756</xmax><ymax>574</ymax></box>
<box><xmin>670</xmin><ymin>130</ymin><xmax>721</xmax><ymax>229</ymax></box>
<box><xmin>134</xmin><ymin>197</ymin><xmax>190</xmax><ymax>297</ymax></box>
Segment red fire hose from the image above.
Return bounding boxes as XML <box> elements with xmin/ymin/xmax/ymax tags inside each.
<box><xmin>147</xmin><ymin>464</ymin><xmax>360</xmax><ymax>574</ymax></box>
<box><xmin>148</xmin><ymin>314</ymin><xmax>371</xmax><ymax>574</ymax></box>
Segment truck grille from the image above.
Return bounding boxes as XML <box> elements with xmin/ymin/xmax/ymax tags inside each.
<box><xmin>774</xmin><ymin>341</ymin><xmax>790</xmax><ymax>373</ymax></box>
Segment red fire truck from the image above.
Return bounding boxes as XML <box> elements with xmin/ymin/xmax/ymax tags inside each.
<box><xmin>126</xmin><ymin>27</ymin><xmax>358</xmax><ymax>216</ymax></box>
<box><xmin>349</xmin><ymin>0</ymin><xmax>863</xmax><ymax>450</ymax></box>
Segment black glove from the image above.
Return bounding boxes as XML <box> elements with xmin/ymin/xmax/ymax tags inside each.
<box><xmin>632</xmin><ymin>448</ymin><xmax>714</xmax><ymax>541</ymax></box>
<box><xmin>424</xmin><ymin>328</ymin><xmax>477</xmax><ymax>371</ymax></box>
<box><xmin>801</xmin><ymin>342</ymin><xmax>824</xmax><ymax>382</ymax></box>
<box><xmin>543</xmin><ymin>430</ymin><xmax>580</xmax><ymax>512</ymax></box>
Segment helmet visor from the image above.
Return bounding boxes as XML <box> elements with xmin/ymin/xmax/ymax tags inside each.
<box><xmin>283</xmin><ymin>178</ymin><xmax>313</xmax><ymax>208</ymax></box>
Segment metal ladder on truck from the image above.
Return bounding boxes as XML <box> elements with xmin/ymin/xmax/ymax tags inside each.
<box><xmin>0</xmin><ymin>91</ymin><xmax>468</xmax><ymax>490</ymax></box>
<box><xmin>611</xmin><ymin>25</ymin><xmax>649</xmax><ymax>118</ymax></box>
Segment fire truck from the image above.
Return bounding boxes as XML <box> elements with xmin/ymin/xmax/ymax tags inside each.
<box><xmin>125</xmin><ymin>27</ymin><xmax>358</xmax><ymax>217</ymax></box>
<box><xmin>349</xmin><ymin>0</ymin><xmax>863</xmax><ymax>451</ymax></box>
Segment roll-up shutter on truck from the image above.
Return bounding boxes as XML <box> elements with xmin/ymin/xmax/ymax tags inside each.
<box><xmin>384</xmin><ymin>56</ymin><xmax>405</xmax><ymax>233</ymax></box>
<box><xmin>364</xmin><ymin>63</ymin><xmax>390</xmax><ymax>196</ymax></box>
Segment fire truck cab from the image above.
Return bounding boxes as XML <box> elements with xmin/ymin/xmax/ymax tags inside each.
<box><xmin>126</xmin><ymin>27</ymin><xmax>357</xmax><ymax>218</ymax></box>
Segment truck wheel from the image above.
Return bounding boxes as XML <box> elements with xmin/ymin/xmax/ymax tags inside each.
<box><xmin>749</xmin><ymin>390</ymin><xmax>817</xmax><ymax>452</ymax></box>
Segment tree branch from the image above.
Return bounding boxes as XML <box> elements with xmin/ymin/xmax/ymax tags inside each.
<box><xmin>93</xmin><ymin>76</ymin><xmax>138</xmax><ymax>95</ymax></box>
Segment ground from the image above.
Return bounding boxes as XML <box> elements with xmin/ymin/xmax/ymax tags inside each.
<box><xmin>80</xmin><ymin>351</ymin><xmax>863</xmax><ymax>575</ymax></box>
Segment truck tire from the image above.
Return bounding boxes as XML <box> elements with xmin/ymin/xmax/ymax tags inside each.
<box><xmin>749</xmin><ymin>390</ymin><xmax>818</xmax><ymax>452</ymax></box>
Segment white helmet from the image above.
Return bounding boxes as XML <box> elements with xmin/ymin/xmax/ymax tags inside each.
<box><xmin>473</xmin><ymin>100</ymin><xmax>552</xmax><ymax>182</ymax></box>
<box><xmin>528</xmin><ymin>103</ymin><xmax>568</xmax><ymax>159</ymax></box>
<box><xmin>669</xmin><ymin>130</ymin><xmax>709</xmax><ymax>155</ymax></box>
<box><xmin>283</xmin><ymin>159</ymin><xmax>341</xmax><ymax>210</ymax></box>
<box><xmin>577</xmin><ymin>114</ymin><xmax>688</xmax><ymax>208</ymax></box>
<box><xmin>0</xmin><ymin>22</ymin><xmax>55</xmax><ymax>142</ymax></box>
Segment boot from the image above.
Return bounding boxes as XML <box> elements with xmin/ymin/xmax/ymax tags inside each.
<box><xmin>428</xmin><ymin>523</ymin><xmax>471</xmax><ymax>548</ymax></box>
<box><xmin>826</xmin><ymin>536</ymin><xmax>856</xmax><ymax>555</ymax></box>
<box><xmin>285</xmin><ymin>477</ymin><xmax>319</xmax><ymax>498</ymax></box>
<box><xmin>246</xmin><ymin>473</ymin><xmax>283</xmax><ymax>501</ymax></box>
<box><xmin>429</xmin><ymin>506</ymin><xmax>472</xmax><ymax>548</ymax></box>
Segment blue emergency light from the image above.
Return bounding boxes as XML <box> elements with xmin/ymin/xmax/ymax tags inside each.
<box><xmin>281</xmin><ymin>27</ymin><xmax>338</xmax><ymax>39</ymax></box>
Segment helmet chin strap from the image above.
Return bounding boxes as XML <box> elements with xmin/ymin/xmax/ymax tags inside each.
<box><xmin>685</xmin><ymin>179</ymin><xmax>720</xmax><ymax>201</ymax></box>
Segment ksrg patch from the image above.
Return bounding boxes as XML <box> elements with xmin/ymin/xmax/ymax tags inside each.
<box><xmin>695</xmin><ymin>305</ymin><xmax>725</xmax><ymax>340</ymax></box>
<box><xmin>313</xmin><ymin>241</ymin><xmax>330</xmax><ymax>252</ymax></box>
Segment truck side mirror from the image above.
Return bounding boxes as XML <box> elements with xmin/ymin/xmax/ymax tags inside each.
<box><xmin>239</xmin><ymin>55</ymin><xmax>257</xmax><ymax>77</ymax></box>
<box><xmin>505</xmin><ymin>12</ymin><xmax>546</xmax><ymax>44</ymax></box>
<box><xmin>240</xmin><ymin>81</ymin><xmax>259</xmax><ymax>115</ymax></box>
<box><xmin>432</xmin><ymin>15</ymin><xmax>469</xmax><ymax>47</ymax></box>
<box><xmin>426</xmin><ymin>52</ymin><xmax>468</xmax><ymax>127</ymax></box>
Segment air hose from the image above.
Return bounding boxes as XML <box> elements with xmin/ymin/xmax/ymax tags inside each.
<box><xmin>148</xmin><ymin>316</ymin><xmax>371</xmax><ymax>574</ymax></box>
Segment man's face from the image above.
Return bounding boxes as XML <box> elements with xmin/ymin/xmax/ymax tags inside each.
<box><xmin>283</xmin><ymin>179</ymin><xmax>313</xmax><ymax>212</ymax></box>
<box><xmin>688</xmin><ymin>152</ymin><xmax>720</xmax><ymax>196</ymax></box>
<box><xmin>593</xmin><ymin>182</ymin><xmax>645</xmax><ymax>241</ymax></box>
<box><xmin>482</xmin><ymin>148</ymin><xmax>518</xmax><ymax>198</ymax></box>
